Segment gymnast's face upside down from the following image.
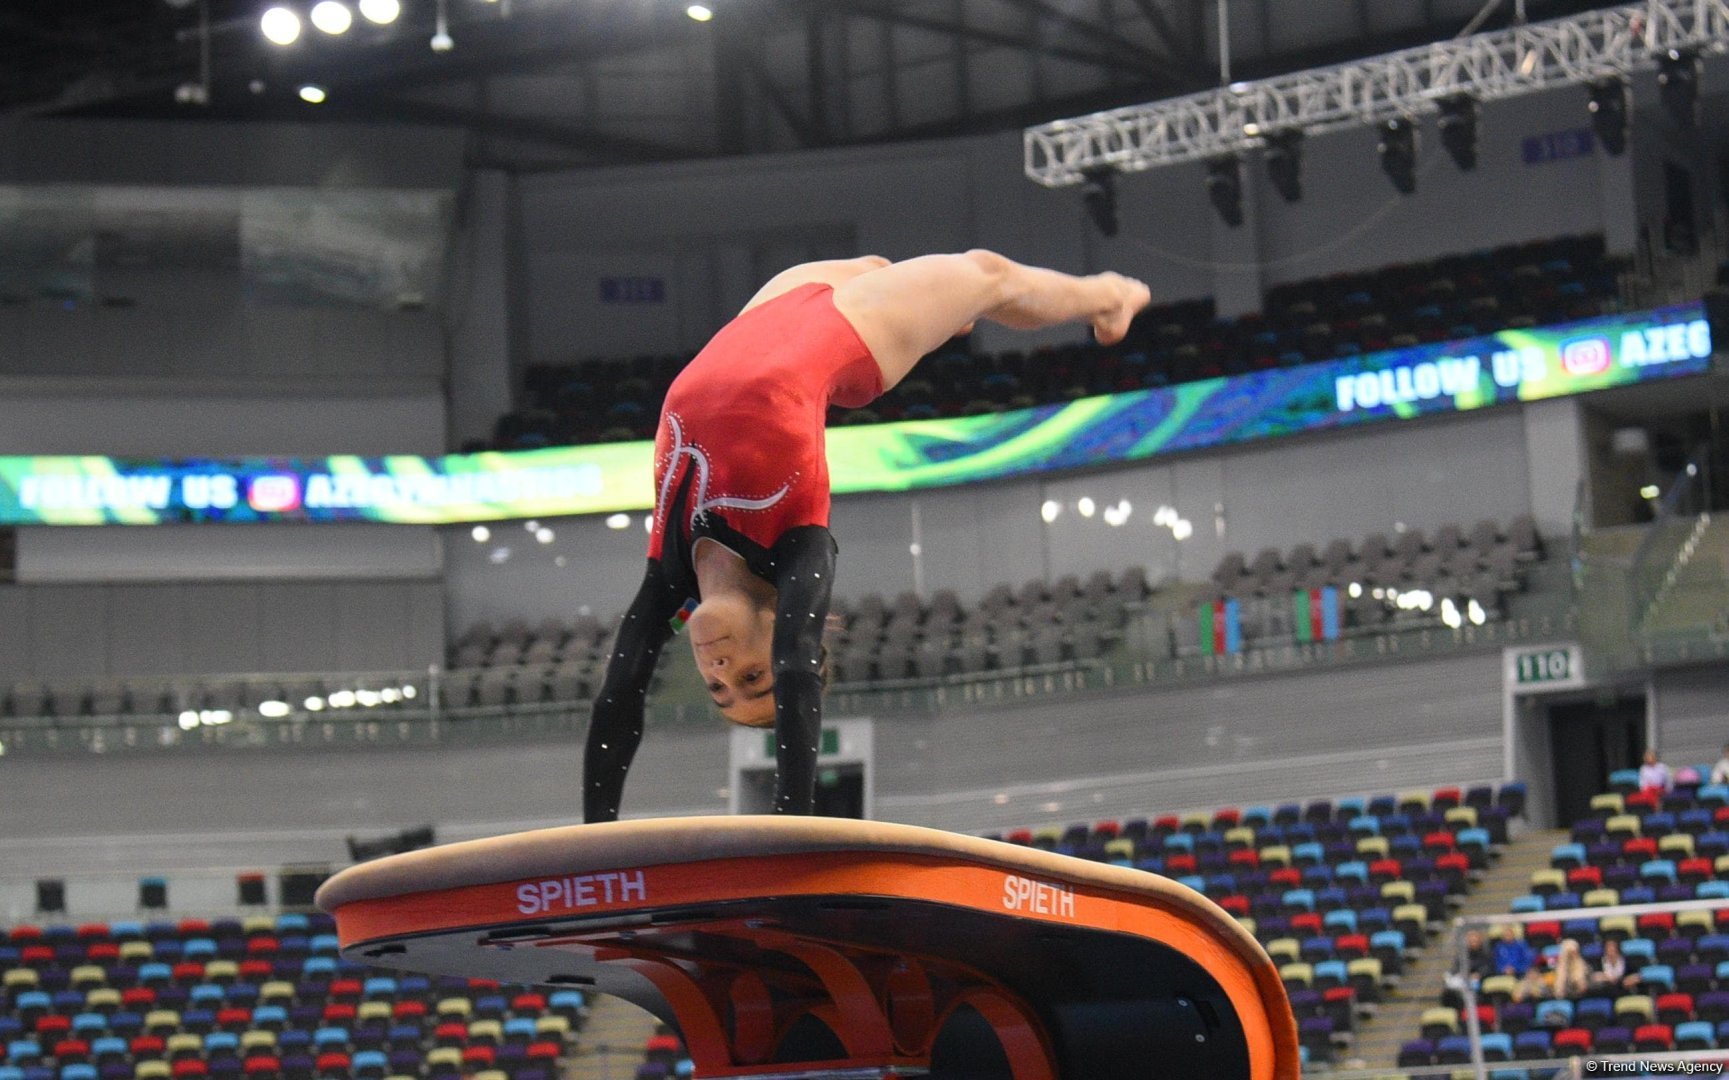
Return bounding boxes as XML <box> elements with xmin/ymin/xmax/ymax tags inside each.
<box><xmin>687</xmin><ymin>589</ymin><xmax>779</xmax><ymax>729</ymax></box>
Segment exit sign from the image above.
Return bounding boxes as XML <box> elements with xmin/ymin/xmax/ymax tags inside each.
<box><xmin>1508</xmin><ymin>644</ymin><xmax>1584</xmax><ymax>689</ymax></box>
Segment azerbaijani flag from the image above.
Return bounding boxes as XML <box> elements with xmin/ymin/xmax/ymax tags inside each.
<box><xmin>1294</xmin><ymin>587</ymin><xmax>1341</xmax><ymax>643</ymax></box>
<box><xmin>1199</xmin><ymin>599</ymin><xmax>1242</xmax><ymax>655</ymax></box>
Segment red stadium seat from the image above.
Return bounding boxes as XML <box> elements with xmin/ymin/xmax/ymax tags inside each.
<box><xmin>1680</xmin><ymin>857</ymin><xmax>1714</xmax><ymax>883</ymax></box>
<box><xmin>1228</xmin><ymin>850</ymin><xmax>1260</xmax><ymax>870</ymax></box>
<box><xmin>1217</xmin><ymin>895</ymin><xmax>1250</xmax><ymax>916</ymax></box>
<box><xmin>1625</xmin><ymin>791</ymin><xmax>1660</xmax><ymax>813</ymax></box>
<box><xmin>171</xmin><ymin>1062</ymin><xmax>209</xmax><ymax>1079</ymax></box>
<box><xmin>392</xmin><ymin>1001</ymin><xmax>427</xmax><ymax>1020</ymax></box>
<box><xmin>1567</xmin><ymin>866</ymin><xmax>1603</xmax><ymax>890</ymax></box>
<box><xmin>459</xmin><ymin>1047</ymin><xmax>495</xmax><ymax>1067</ymax></box>
<box><xmin>1369</xmin><ymin>858</ymin><xmax>1403</xmax><ymax>882</ymax></box>
<box><xmin>433</xmin><ymin>1023</ymin><xmax>468</xmax><ymax>1047</ymax></box>
<box><xmin>130</xmin><ymin>1037</ymin><xmax>165</xmax><ymax>1058</ymax></box>
<box><xmin>1421</xmin><ymin>831</ymin><xmax>1456</xmax><ymax>853</ymax></box>
<box><xmin>76</xmin><ymin>924</ymin><xmax>112</xmax><ymax>942</ymax></box>
<box><xmin>1624</xmin><ymin>837</ymin><xmax>1658</xmax><ymax>861</ymax></box>
<box><xmin>1213</xmin><ymin>808</ymin><xmax>1241</xmax><ymax>829</ymax></box>
<box><xmin>1433</xmin><ymin>787</ymin><xmax>1462</xmax><ymax>809</ymax></box>
<box><xmin>1525</xmin><ymin>922</ymin><xmax>1561</xmax><ymax>949</ymax></box>
<box><xmin>1335</xmin><ymin>934</ymin><xmax>1369</xmax><ymax>959</ymax></box>
<box><xmin>321</xmin><ymin>1004</ymin><xmax>355</xmax><ymax>1023</ymax></box>
<box><xmin>1291</xmin><ymin>913</ymin><xmax>1323</xmax><ymax>935</ymax></box>
<box><xmin>525</xmin><ymin>1042</ymin><xmax>562</xmax><ymax>1061</ymax></box>
<box><xmin>9</xmin><ymin>926</ymin><xmax>44</xmax><ymax>943</ymax></box>
<box><xmin>1634</xmin><ymin>1023</ymin><xmax>1675</xmax><ymax>1052</ymax></box>
<box><xmin>1553</xmin><ymin>1028</ymin><xmax>1592</xmax><ymax>1055</ymax></box>
<box><xmin>313</xmin><ymin>1053</ymin><xmax>351</xmax><ymax>1074</ymax></box>
<box><xmin>1657</xmin><ymin>993</ymin><xmax>1695</xmax><ymax>1024</ymax></box>
<box><xmin>1639</xmin><ymin>913</ymin><xmax>1677</xmax><ymax>936</ymax></box>
<box><xmin>1165</xmin><ymin>854</ymin><xmax>1197</xmax><ymax>875</ymax></box>
<box><xmin>1269</xmin><ymin>867</ymin><xmax>1302</xmax><ymax>888</ymax></box>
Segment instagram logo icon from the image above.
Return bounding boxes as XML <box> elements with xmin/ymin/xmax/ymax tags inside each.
<box><xmin>248</xmin><ymin>475</ymin><xmax>303</xmax><ymax>513</ymax></box>
<box><xmin>1560</xmin><ymin>336</ymin><xmax>1612</xmax><ymax>376</ymax></box>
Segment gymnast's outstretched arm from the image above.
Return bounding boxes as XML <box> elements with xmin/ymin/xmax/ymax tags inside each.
<box><xmin>767</xmin><ymin>526</ymin><xmax>838</xmax><ymax>815</ymax></box>
<box><xmin>583</xmin><ymin>560</ymin><xmax>685</xmax><ymax>823</ymax></box>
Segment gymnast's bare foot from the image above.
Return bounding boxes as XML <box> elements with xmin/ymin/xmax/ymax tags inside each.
<box><xmin>1091</xmin><ymin>272</ymin><xmax>1151</xmax><ymax>345</ymax></box>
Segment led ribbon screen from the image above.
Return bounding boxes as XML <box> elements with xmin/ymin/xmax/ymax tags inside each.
<box><xmin>0</xmin><ymin>302</ymin><xmax>1712</xmax><ymax>525</ymax></box>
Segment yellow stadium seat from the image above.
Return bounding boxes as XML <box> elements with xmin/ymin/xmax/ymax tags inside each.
<box><xmin>4</xmin><ymin>968</ymin><xmax>41</xmax><ymax>990</ymax></box>
<box><xmin>1678</xmin><ymin>910</ymin><xmax>1714</xmax><ymax>936</ymax></box>
<box><xmin>1614</xmin><ymin>995</ymin><xmax>1655</xmax><ymax>1024</ymax></box>
<box><xmin>119</xmin><ymin>942</ymin><xmax>154</xmax><ymax>963</ymax></box>
<box><xmin>259</xmin><ymin>981</ymin><xmax>295</xmax><ymax>1003</ymax></box>
<box><xmin>1479</xmin><ymin>975</ymin><xmax>1518</xmax><ymax>1003</ymax></box>
<box><xmin>467</xmin><ymin>1020</ymin><xmax>503</xmax><ymax>1046</ymax></box>
<box><xmin>1605</xmin><ymin>814</ymin><xmax>1641</xmax><ymax>838</ymax></box>
<box><xmin>204</xmin><ymin>960</ymin><xmax>239</xmax><ymax>984</ymax></box>
<box><xmin>424</xmin><ymin>1048</ymin><xmax>463</xmax><ymax>1070</ymax></box>
<box><xmin>1258</xmin><ymin>845</ymin><xmax>1292</xmax><ymax>868</ymax></box>
<box><xmin>357</xmin><ymin>1002</ymin><xmax>393</xmax><ymax>1023</ymax></box>
<box><xmin>242</xmin><ymin>917</ymin><xmax>276</xmax><ymax>936</ymax></box>
<box><xmin>1590</xmin><ymin>793</ymin><xmax>1625</xmax><ymax>815</ymax></box>
<box><xmin>1103</xmin><ymin>838</ymin><xmax>1134</xmax><ymax>862</ymax></box>
<box><xmin>1599</xmin><ymin>916</ymin><xmax>1636</xmax><ymax>941</ymax></box>
<box><xmin>85</xmin><ymin>988</ymin><xmax>122</xmax><ymax>1011</ymax></box>
<box><xmin>1659</xmin><ymin>834</ymin><xmax>1695</xmax><ymax>858</ymax></box>
<box><xmin>240</xmin><ymin>1032</ymin><xmax>277</xmax><ymax>1053</ymax></box>
<box><xmin>1397</xmin><ymin>790</ymin><xmax>1430</xmax><ymax>812</ymax></box>
<box><xmin>1444</xmin><ymin>806</ymin><xmax>1478</xmax><ymax>829</ymax></box>
<box><xmin>144</xmin><ymin>1011</ymin><xmax>181</xmax><ymax>1035</ymax></box>
<box><xmin>1279</xmin><ymin>962</ymin><xmax>1314</xmax><ymax>989</ymax></box>
<box><xmin>1223</xmin><ymin>827</ymin><xmax>1256</xmax><ymax>850</ymax></box>
<box><xmin>1420</xmin><ymin>1006</ymin><xmax>1461</xmax><ymax>1036</ymax></box>
<box><xmin>1381</xmin><ymin>881</ymin><xmax>1416</xmax><ymax>905</ymax></box>
<box><xmin>166</xmin><ymin>1034</ymin><xmax>203</xmax><ymax>1059</ymax></box>
<box><xmin>1180</xmin><ymin>813</ymin><xmax>1210</xmax><ymax>833</ymax></box>
<box><xmin>1235</xmin><ymin>916</ymin><xmax>1257</xmax><ymax>937</ymax></box>
<box><xmin>1032</xmin><ymin>828</ymin><xmax>1061</xmax><ymax>847</ymax></box>
<box><xmin>1393</xmin><ymin>904</ymin><xmax>1429</xmax><ymax>937</ymax></box>
<box><xmin>534</xmin><ymin>1016</ymin><xmax>572</xmax><ymax>1041</ymax></box>
<box><xmin>135</xmin><ymin>1063</ymin><xmax>171</xmax><ymax>1080</ymax></box>
<box><xmin>1583</xmin><ymin>889</ymin><xmax>1620</xmax><ymax>907</ymax></box>
<box><xmin>1356</xmin><ymin>837</ymin><xmax>1390</xmax><ymax>860</ymax></box>
<box><xmin>1264</xmin><ymin>938</ymin><xmax>1300</xmax><ymax>964</ymax></box>
<box><xmin>1529</xmin><ymin>869</ymin><xmax>1565</xmax><ymax>894</ymax></box>
<box><xmin>435</xmin><ymin>998</ymin><xmax>472</xmax><ymax>1019</ymax></box>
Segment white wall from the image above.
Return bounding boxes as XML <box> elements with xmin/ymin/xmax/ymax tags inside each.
<box><xmin>0</xmin><ymin>580</ymin><xmax>443</xmax><ymax>680</ymax></box>
<box><xmin>0</xmin><ymin>383</ymin><xmax>446</xmax><ymax>457</ymax></box>
<box><xmin>16</xmin><ymin>525</ymin><xmax>442</xmax><ymax>583</ymax></box>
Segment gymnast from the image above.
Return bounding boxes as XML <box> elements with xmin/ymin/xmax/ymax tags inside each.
<box><xmin>583</xmin><ymin>250</ymin><xmax>1152</xmax><ymax>822</ymax></box>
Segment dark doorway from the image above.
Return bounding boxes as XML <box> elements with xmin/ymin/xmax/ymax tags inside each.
<box><xmin>1548</xmin><ymin>697</ymin><xmax>1647</xmax><ymax>827</ymax></box>
<box><xmin>813</xmin><ymin>764</ymin><xmax>866</xmax><ymax>819</ymax></box>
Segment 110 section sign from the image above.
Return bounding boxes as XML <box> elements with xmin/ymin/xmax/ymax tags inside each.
<box><xmin>1508</xmin><ymin>644</ymin><xmax>1583</xmax><ymax>689</ymax></box>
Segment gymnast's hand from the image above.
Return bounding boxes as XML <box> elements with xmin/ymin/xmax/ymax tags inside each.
<box><xmin>1090</xmin><ymin>272</ymin><xmax>1152</xmax><ymax>346</ymax></box>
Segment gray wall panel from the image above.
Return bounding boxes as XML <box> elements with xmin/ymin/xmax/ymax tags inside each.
<box><xmin>1655</xmin><ymin>663</ymin><xmax>1729</xmax><ymax>770</ymax></box>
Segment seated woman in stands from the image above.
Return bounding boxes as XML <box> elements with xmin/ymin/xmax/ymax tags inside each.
<box><xmin>1590</xmin><ymin>937</ymin><xmax>1640</xmax><ymax>994</ymax></box>
<box><xmin>582</xmin><ymin>252</ymin><xmax>1150</xmax><ymax>822</ymax></box>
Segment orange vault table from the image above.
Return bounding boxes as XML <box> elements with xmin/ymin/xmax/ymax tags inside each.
<box><xmin>315</xmin><ymin>816</ymin><xmax>1299</xmax><ymax>1080</ymax></box>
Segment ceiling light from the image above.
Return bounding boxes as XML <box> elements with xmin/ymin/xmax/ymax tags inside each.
<box><xmin>471</xmin><ymin>524</ymin><xmax>490</xmax><ymax>542</ymax></box>
<box><xmin>304</xmin><ymin>696</ymin><xmax>325</xmax><ymax>711</ymax></box>
<box><xmin>535</xmin><ymin>527</ymin><xmax>555</xmax><ymax>544</ymax></box>
<box><xmin>606</xmin><ymin>513</ymin><xmax>630</xmax><ymax>530</ymax></box>
<box><xmin>260</xmin><ymin>6</ymin><xmax>301</xmax><ymax>45</ymax></box>
<box><xmin>644</xmin><ymin>516</ymin><xmax>653</xmax><ymax>532</ymax></box>
<box><xmin>430</xmin><ymin>29</ymin><xmax>453</xmax><ymax>51</ymax></box>
<box><xmin>1077</xmin><ymin>497</ymin><xmax>1095</xmax><ymax>518</ymax></box>
<box><xmin>257</xmin><ymin>700</ymin><xmax>291</xmax><ymax>718</ymax></box>
<box><xmin>358</xmin><ymin>0</ymin><xmax>400</xmax><ymax>24</ymax></box>
<box><xmin>309</xmin><ymin>1</ymin><xmax>352</xmax><ymax>35</ymax></box>
<box><xmin>686</xmin><ymin>4</ymin><xmax>714</xmax><ymax>21</ymax></box>
<box><xmin>178</xmin><ymin>711</ymin><xmax>200</xmax><ymax>730</ymax></box>
<box><xmin>297</xmin><ymin>84</ymin><xmax>327</xmax><ymax>104</ymax></box>
<box><xmin>1040</xmin><ymin>500</ymin><xmax>1060</xmax><ymax>524</ymax></box>
<box><xmin>1640</xmin><ymin>484</ymin><xmax>1661</xmax><ymax>500</ymax></box>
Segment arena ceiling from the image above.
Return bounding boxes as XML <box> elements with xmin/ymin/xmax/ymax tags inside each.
<box><xmin>4</xmin><ymin>0</ymin><xmax>1632</xmax><ymax>171</ymax></box>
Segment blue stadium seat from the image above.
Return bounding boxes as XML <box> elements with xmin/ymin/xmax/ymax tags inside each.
<box><xmin>1676</xmin><ymin>1020</ymin><xmax>1716</xmax><ymax>1050</ymax></box>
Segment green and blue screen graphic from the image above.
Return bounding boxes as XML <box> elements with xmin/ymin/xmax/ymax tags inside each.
<box><xmin>0</xmin><ymin>302</ymin><xmax>1712</xmax><ymax>526</ymax></box>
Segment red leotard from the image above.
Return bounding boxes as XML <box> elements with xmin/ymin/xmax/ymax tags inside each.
<box><xmin>647</xmin><ymin>283</ymin><xmax>884</xmax><ymax>570</ymax></box>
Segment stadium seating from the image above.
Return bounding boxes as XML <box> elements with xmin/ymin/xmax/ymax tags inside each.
<box><xmin>0</xmin><ymin>915</ymin><xmax>589</xmax><ymax>1080</ymax></box>
<box><xmin>1399</xmin><ymin>766</ymin><xmax>1729</xmax><ymax>1068</ymax></box>
<box><xmin>488</xmin><ymin>235</ymin><xmax>1625</xmax><ymax>450</ymax></box>
<box><xmin>986</xmin><ymin>781</ymin><xmax>1524</xmax><ymax>1064</ymax></box>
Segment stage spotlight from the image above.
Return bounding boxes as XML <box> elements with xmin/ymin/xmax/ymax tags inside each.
<box><xmin>686</xmin><ymin>4</ymin><xmax>714</xmax><ymax>20</ymax></box>
<box><xmin>430</xmin><ymin>0</ymin><xmax>453</xmax><ymax>50</ymax></box>
<box><xmin>1437</xmin><ymin>95</ymin><xmax>1478</xmax><ymax>171</ymax></box>
<box><xmin>298</xmin><ymin>84</ymin><xmax>327</xmax><ymax>104</ymax></box>
<box><xmin>309</xmin><ymin>1</ymin><xmax>352</xmax><ymax>35</ymax></box>
<box><xmin>1206</xmin><ymin>156</ymin><xmax>1244</xmax><ymax>227</ymax></box>
<box><xmin>260</xmin><ymin>6</ymin><xmax>301</xmax><ymax>45</ymax></box>
<box><xmin>1587</xmin><ymin>78</ymin><xmax>1628</xmax><ymax>156</ymax></box>
<box><xmin>1377</xmin><ymin>117</ymin><xmax>1417</xmax><ymax>195</ymax></box>
<box><xmin>1079</xmin><ymin>167</ymin><xmax>1118</xmax><ymax>238</ymax></box>
<box><xmin>1659</xmin><ymin>49</ymin><xmax>1698</xmax><ymax>127</ymax></box>
<box><xmin>1264</xmin><ymin>130</ymin><xmax>1303</xmax><ymax>203</ymax></box>
<box><xmin>358</xmin><ymin>0</ymin><xmax>400</xmax><ymax>24</ymax></box>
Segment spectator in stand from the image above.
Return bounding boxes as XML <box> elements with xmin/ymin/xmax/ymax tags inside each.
<box><xmin>1591</xmin><ymin>937</ymin><xmax>1640</xmax><ymax>994</ymax></box>
<box><xmin>1552</xmin><ymin>939</ymin><xmax>1590</xmax><ymax>998</ymax></box>
<box><xmin>1514</xmin><ymin>957</ymin><xmax>1551</xmax><ymax>1002</ymax></box>
<box><xmin>1494</xmin><ymin>924</ymin><xmax>1536</xmax><ymax>978</ymax></box>
<box><xmin>1710</xmin><ymin>742</ymin><xmax>1729</xmax><ymax>785</ymax></box>
<box><xmin>1463</xmin><ymin>929</ymin><xmax>1496</xmax><ymax>988</ymax></box>
<box><xmin>1639</xmin><ymin>748</ymin><xmax>1674</xmax><ymax>793</ymax></box>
